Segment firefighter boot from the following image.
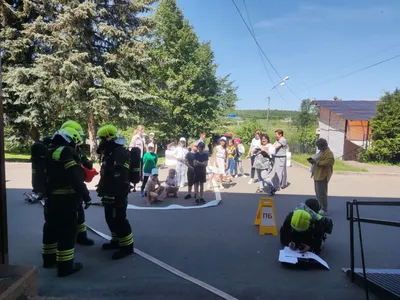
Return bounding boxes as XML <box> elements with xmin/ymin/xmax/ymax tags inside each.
<box><xmin>102</xmin><ymin>240</ymin><xmax>119</xmax><ymax>250</ymax></box>
<box><xmin>57</xmin><ymin>261</ymin><xmax>83</xmax><ymax>277</ymax></box>
<box><xmin>76</xmin><ymin>232</ymin><xmax>95</xmax><ymax>246</ymax></box>
<box><xmin>42</xmin><ymin>254</ymin><xmax>57</xmax><ymax>269</ymax></box>
<box><xmin>112</xmin><ymin>244</ymin><xmax>134</xmax><ymax>260</ymax></box>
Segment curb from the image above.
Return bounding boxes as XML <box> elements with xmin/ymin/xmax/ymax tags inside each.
<box><xmin>291</xmin><ymin>161</ymin><xmax>399</xmax><ymax>177</ymax></box>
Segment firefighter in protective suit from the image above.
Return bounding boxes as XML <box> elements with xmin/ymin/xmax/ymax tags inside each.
<box><xmin>96</xmin><ymin>125</ymin><xmax>134</xmax><ymax>260</ymax></box>
<box><xmin>42</xmin><ymin>127</ymin><xmax>91</xmax><ymax>277</ymax></box>
<box><xmin>60</xmin><ymin>120</ymin><xmax>95</xmax><ymax>246</ymax></box>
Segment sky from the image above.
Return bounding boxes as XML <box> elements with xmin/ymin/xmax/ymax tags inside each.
<box><xmin>175</xmin><ymin>0</ymin><xmax>400</xmax><ymax>110</ymax></box>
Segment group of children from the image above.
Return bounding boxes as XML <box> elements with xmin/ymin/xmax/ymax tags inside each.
<box><xmin>142</xmin><ymin>141</ymin><xmax>209</xmax><ymax>206</ymax></box>
<box><xmin>141</xmin><ymin>135</ymin><xmax>249</xmax><ymax>206</ymax></box>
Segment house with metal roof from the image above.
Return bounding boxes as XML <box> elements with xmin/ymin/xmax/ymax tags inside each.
<box><xmin>312</xmin><ymin>100</ymin><xmax>379</xmax><ymax>160</ymax></box>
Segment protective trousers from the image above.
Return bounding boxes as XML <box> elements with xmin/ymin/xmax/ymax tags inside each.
<box><xmin>42</xmin><ymin>194</ymin><xmax>78</xmax><ymax>275</ymax></box>
<box><xmin>77</xmin><ymin>205</ymin><xmax>86</xmax><ymax>237</ymax></box>
<box><xmin>103</xmin><ymin>198</ymin><xmax>134</xmax><ymax>251</ymax></box>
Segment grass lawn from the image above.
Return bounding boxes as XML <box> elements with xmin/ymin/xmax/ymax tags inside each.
<box><xmin>292</xmin><ymin>153</ymin><xmax>368</xmax><ymax>173</ymax></box>
<box><xmin>5</xmin><ymin>153</ymin><xmax>31</xmax><ymax>162</ymax></box>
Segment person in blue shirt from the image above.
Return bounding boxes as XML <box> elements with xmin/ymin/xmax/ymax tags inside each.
<box><xmin>193</xmin><ymin>142</ymin><xmax>209</xmax><ymax>204</ymax></box>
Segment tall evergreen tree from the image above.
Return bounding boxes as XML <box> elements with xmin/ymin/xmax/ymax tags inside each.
<box><xmin>1</xmin><ymin>0</ymin><xmax>44</xmax><ymax>144</ymax></box>
<box><xmin>2</xmin><ymin>0</ymin><xmax>157</xmax><ymax>156</ymax></box>
<box><xmin>150</xmin><ymin>0</ymin><xmax>237</xmax><ymax>140</ymax></box>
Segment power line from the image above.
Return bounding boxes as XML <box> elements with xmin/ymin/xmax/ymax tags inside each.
<box><xmin>233</xmin><ymin>0</ymin><xmax>302</xmax><ymax>101</ymax></box>
<box><xmin>239</xmin><ymin>0</ymin><xmax>288</xmax><ymax>103</ymax></box>
<box><xmin>305</xmin><ymin>43</ymin><xmax>400</xmax><ymax>88</ymax></box>
<box><xmin>231</xmin><ymin>0</ymin><xmax>282</xmax><ymax>81</ymax></box>
<box><xmin>308</xmin><ymin>53</ymin><xmax>400</xmax><ymax>89</ymax></box>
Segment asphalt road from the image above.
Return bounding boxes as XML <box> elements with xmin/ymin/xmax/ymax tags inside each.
<box><xmin>6</xmin><ymin>162</ymin><xmax>400</xmax><ymax>300</ymax></box>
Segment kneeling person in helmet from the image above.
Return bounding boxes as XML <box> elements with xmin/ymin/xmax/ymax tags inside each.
<box><xmin>280</xmin><ymin>204</ymin><xmax>325</xmax><ymax>254</ymax></box>
<box><xmin>60</xmin><ymin>120</ymin><xmax>96</xmax><ymax>246</ymax></box>
<box><xmin>96</xmin><ymin>125</ymin><xmax>134</xmax><ymax>260</ymax></box>
<box><xmin>42</xmin><ymin>127</ymin><xmax>91</xmax><ymax>277</ymax></box>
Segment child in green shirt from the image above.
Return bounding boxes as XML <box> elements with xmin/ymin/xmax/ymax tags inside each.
<box><xmin>141</xmin><ymin>143</ymin><xmax>158</xmax><ymax>197</ymax></box>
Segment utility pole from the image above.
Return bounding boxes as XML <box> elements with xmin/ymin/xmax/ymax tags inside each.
<box><xmin>0</xmin><ymin>47</ymin><xmax>9</xmax><ymax>264</ymax></box>
<box><xmin>266</xmin><ymin>96</ymin><xmax>271</xmax><ymax>133</ymax></box>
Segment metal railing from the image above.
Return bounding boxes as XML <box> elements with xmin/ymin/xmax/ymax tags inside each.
<box><xmin>346</xmin><ymin>200</ymin><xmax>400</xmax><ymax>300</ymax></box>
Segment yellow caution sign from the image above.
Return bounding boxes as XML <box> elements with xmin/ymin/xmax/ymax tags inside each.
<box><xmin>254</xmin><ymin>197</ymin><xmax>278</xmax><ymax>236</ymax></box>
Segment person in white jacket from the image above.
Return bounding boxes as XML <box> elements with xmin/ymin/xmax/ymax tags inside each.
<box><xmin>174</xmin><ymin>137</ymin><xmax>188</xmax><ymax>188</ymax></box>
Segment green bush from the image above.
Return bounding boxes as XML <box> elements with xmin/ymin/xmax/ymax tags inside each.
<box><xmin>4</xmin><ymin>127</ymin><xmax>31</xmax><ymax>154</ymax></box>
<box><xmin>232</xmin><ymin>118</ymin><xmax>263</xmax><ymax>145</ymax></box>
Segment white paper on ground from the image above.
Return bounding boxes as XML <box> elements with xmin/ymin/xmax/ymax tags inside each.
<box><xmin>283</xmin><ymin>246</ymin><xmax>309</xmax><ymax>259</ymax></box>
<box><xmin>279</xmin><ymin>247</ymin><xmax>330</xmax><ymax>270</ymax></box>
<box><xmin>307</xmin><ymin>252</ymin><xmax>330</xmax><ymax>270</ymax></box>
<box><xmin>127</xmin><ymin>199</ymin><xmax>222</xmax><ymax>210</ymax></box>
<box><xmin>279</xmin><ymin>250</ymin><xmax>298</xmax><ymax>264</ymax></box>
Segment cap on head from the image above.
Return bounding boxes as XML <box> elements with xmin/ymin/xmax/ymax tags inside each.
<box><xmin>291</xmin><ymin>210</ymin><xmax>312</xmax><ymax>232</ymax></box>
<box><xmin>148</xmin><ymin>143</ymin><xmax>154</xmax><ymax>149</ymax></box>
<box><xmin>197</xmin><ymin>141</ymin><xmax>205</xmax><ymax>148</ymax></box>
<box><xmin>219</xmin><ymin>137</ymin><xmax>227</xmax><ymax>142</ymax></box>
<box><xmin>61</xmin><ymin>120</ymin><xmax>84</xmax><ymax>136</ymax></box>
<box><xmin>151</xmin><ymin>168</ymin><xmax>159</xmax><ymax>176</ymax></box>
<box><xmin>97</xmin><ymin>124</ymin><xmax>120</xmax><ymax>141</ymax></box>
<box><xmin>179</xmin><ymin>137</ymin><xmax>186</xmax><ymax>142</ymax></box>
<box><xmin>149</xmin><ymin>132</ymin><xmax>155</xmax><ymax>136</ymax></box>
<box><xmin>56</xmin><ymin>127</ymin><xmax>82</xmax><ymax>145</ymax></box>
<box><xmin>234</xmin><ymin>138</ymin><xmax>241</xmax><ymax>143</ymax></box>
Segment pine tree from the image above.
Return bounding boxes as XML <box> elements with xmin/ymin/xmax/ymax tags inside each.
<box><xmin>1</xmin><ymin>0</ymin><xmax>44</xmax><ymax>145</ymax></box>
<box><xmin>150</xmin><ymin>0</ymin><xmax>237</xmax><ymax>140</ymax></box>
<box><xmin>2</xmin><ymin>0</ymin><xmax>157</xmax><ymax>156</ymax></box>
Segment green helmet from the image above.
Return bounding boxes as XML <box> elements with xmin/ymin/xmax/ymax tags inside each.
<box><xmin>97</xmin><ymin>124</ymin><xmax>120</xmax><ymax>141</ymax></box>
<box><xmin>61</xmin><ymin>120</ymin><xmax>84</xmax><ymax>136</ymax></box>
<box><xmin>56</xmin><ymin>127</ymin><xmax>82</xmax><ymax>145</ymax></box>
<box><xmin>291</xmin><ymin>210</ymin><xmax>311</xmax><ymax>232</ymax></box>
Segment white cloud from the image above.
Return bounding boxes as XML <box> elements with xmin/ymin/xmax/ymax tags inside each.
<box><xmin>254</xmin><ymin>4</ymin><xmax>397</xmax><ymax>29</ymax></box>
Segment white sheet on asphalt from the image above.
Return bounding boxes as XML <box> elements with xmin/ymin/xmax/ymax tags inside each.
<box><xmin>126</xmin><ymin>199</ymin><xmax>222</xmax><ymax>210</ymax></box>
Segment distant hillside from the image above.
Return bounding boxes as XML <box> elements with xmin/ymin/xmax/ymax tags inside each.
<box><xmin>235</xmin><ymin>109</ymin><xmax>299</xmax><ymax>120</ymax></box>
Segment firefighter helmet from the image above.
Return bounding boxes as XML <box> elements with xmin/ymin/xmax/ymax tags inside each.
<box><xmin>61</xmin><ymin>120</ymin><xmax>84</xmax><ymax>136</ymax></box>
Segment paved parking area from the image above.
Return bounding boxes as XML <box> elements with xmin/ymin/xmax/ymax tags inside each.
<box><xmin>6</xmin><ymin>161</ymin><xmax>399</xmax><ymax>299</ymax></box>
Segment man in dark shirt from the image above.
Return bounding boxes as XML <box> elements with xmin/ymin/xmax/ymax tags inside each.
<box><xmin>184</xmin><ymin>143</ymin><xmax>198</xmax><ymax>199</ymax></box>
<box><xmin>193</xmin><ymin>142</ymin><xmax>208</xmax><ymax>204</ymax></box>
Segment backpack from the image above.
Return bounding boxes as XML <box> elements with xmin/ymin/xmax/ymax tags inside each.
<box><xmin>128</xmin><ymin>147</ymin><xmax>141</xmax><ymax>184</ymax></box>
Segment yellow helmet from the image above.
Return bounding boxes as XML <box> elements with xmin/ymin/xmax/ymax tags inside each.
<box><xmin>291</xmin><ymin>210</ymin><xmax>311</xmax><ymax>232</ymax></box>
<box><xmin>97</xmin><ymin>124</ymin><xmax>120</xmax><ymax>141</ymax></box>
<box><xmin>61</xmin><ymin>120</ymin><xmax>84</xmax><ymax>136</ymax></box>
<box><xmin>56</xmin><ymin>127</ymin><xmax>82</xmax><ymax>145</ymax></box>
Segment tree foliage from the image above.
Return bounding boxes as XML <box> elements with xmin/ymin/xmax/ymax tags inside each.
<box><xmin>232</xmin><ymin>118</ymin><xmax>263</xmax><ymax>146</ymax></box>
<box><xmin>294</xmin><ymin>99</ymin><xmax>318</xmax><ymax>148</ymax></box>
<box><xmin>2</xmin><ymin>0</ymin><xmax>158</xmax><ymax>156</ymax></box>
<box><xmin>365</xmin><ymin>89</ymin><xmax>400</xmax><ymax>163</ymax></box>
<box><xmin>149</xmin><ymin>0</ymin><xmax>236</xmax><ymax>141</ymax></box>
<box><xmin>1</xmin><ymin>0</ymin><xmax>238</xmax><ymax>153</ymax></box>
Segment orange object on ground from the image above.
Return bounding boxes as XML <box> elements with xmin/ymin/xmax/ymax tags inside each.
<box><xmin>82</xmin><ymin>166</ymin><xmax>99</xmax><ymax>183</ymax></box>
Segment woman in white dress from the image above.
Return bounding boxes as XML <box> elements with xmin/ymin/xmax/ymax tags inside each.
<box><xmin>174</xmin><ymin>137</ymin><xmax>188</xmax><ymax>188</ymax></box>
<box><xmin>208</xmin><ymin>137</ymin><xmax>227</xmax><ymax>190</ymax></box>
